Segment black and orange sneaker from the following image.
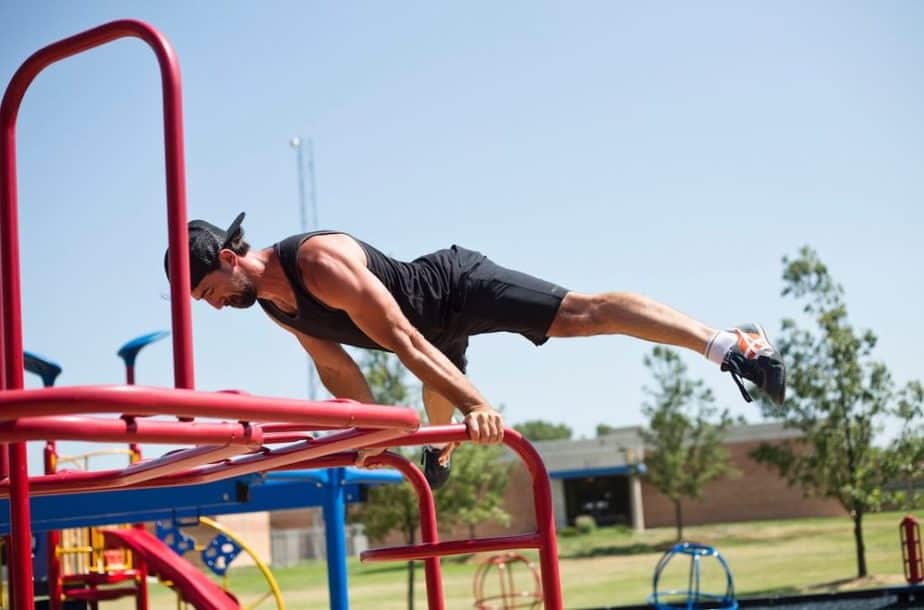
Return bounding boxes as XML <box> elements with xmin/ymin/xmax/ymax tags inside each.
<box><xmin>421</xmin><ymin>446</ymin><xmax>452</xmax><ymax>490</ymax></box>
<box><xmin>721</xmin><ymin>323</ymin><xmax>786</xmax><ymax>405</ymax></box>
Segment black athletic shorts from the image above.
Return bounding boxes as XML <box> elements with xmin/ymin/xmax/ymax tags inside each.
<box><xmin>433</xmin><ymin>247</ymin><xmax>569</xmax><ymax>372</ymax></box>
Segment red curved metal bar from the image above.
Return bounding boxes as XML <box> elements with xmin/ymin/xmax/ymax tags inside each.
<box><xmin>0</xmin><ymin>19</ymin><xmax>194</xmax><ymax>392</ymax></box>
<box><xmin>1</xmin><ymin>20</ymin><xmax>193</xmax><ymax>605</ymax></box>
<box><xmin>366</xmin><ymin>452</ymin><xmax>445</xmax><ymax>610</ymax></box>
<box><xmin>284</xmin><ymin>426</ymin><xmax>563</xmax><ymax>610</ymax></box>
<box><xmin>355</xmin><ymin>426</ymin><xmax>564</xmax><ymax>610</ymax></box>
<box><xmin>273</xmin><ymin>450</ymin><xmax>445</xmax><ymax>610</ymax></box>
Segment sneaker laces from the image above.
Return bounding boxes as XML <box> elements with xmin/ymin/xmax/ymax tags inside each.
<box><xmin>721</xmin><ymin>358</ymin><xmax>754</xmax><ymax>403</ymax></box>
<box><xmin>729</xmin><ymin>371</ymin><xmax>753</xmax><ymax>403</ymax></box>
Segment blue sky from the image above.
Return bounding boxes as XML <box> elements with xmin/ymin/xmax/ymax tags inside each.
<box><xmin>1</xmin><ymin>2</ymin><xmax>922</xmax><ymax>472</ymax></box>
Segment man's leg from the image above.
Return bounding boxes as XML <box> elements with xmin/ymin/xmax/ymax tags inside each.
<box><xmin>545</xmin><ymin>291</ymin><xmax>785</xmax><ymax>404</ymax></box>
<box><xmin>420</xmin><ymin>385</ymin><xmax>459</xmax><ymax>490</ymax></box>
<box><xmin>546</xmin><ymin>292</ymin><xmax>714</xmax><ymax>353</ymax></box>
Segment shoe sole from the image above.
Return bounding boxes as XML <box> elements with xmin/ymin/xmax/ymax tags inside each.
<box><xmin>749</xmin><ymin>322</ymin><xmax>786</xmax><ymax>405</ymax></box>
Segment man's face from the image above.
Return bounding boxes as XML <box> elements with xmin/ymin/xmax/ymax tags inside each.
<box><xmin>192</xmin><ymin>256</ymin><xmax>256</xmax><ymax>310</ymax></box>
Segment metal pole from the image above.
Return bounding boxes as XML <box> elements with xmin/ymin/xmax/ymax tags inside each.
<box><xmin>289</xmin><ymin>136</ymin><xmax>318</xmax><ymax>400</ymax></box>
<box><xmin>323</xmin><ymin>468</ymin><xmax>349</xmax><ymax>610</ymax></box>
<box><xmin>306</xmin><ymin>138</ymin><xmax>319</xmax><ymax>230</ymax></box>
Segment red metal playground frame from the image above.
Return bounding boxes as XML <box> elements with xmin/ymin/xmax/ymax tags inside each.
<box><xmin>0</xmin><ymin>20</ymin><xmax>563</xmax><ymax>610</ymax></box>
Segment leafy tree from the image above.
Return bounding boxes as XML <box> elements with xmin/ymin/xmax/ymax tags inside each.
<box><xmin>438</xmin><ymin>442</ymin><xmax>510</xmax><ymax>540</ymax></box>
<box><xmin>513</xmin><ymin>420</ymin><xmax>572</xmax><ymax>442</ymax></box>
<box><xmin>350</xmin><ymin>351</ymin><xmax>510</xmax><ymax>608</ymax></box>
<box><xmin>640</xmin><ymin>346</ymin><xmax>735</xmax><ymax>541</ymax></box>
<box><xmin>596</xmin><ymin>424</ymin><xmax>618</xmax><ymax>438</ymax></box>
<box><xmin>750</xmin><ymin>246</ymin><xmax>899</xmax><ymax>578</ymax></box>
<box><xmin>890</xmin><ymin>381</ymin><xmax>924</xmax><ymax>510</ymax></box>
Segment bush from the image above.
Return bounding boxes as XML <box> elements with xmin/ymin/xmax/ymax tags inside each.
<box><xmin>558</xmin><ymin>526</ymin><xmax>578</xmax><ymax>537</ymax></box>
<box><xmin>574</xmin><ymin>515</ymin><xmax>597</xmax><ymax>534</ymax></box>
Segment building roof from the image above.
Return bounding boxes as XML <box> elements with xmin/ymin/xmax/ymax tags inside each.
<box><xmin>524</xmin><ymin>421</ymin><xmax>799</xmax><ymax>478</ymax></box>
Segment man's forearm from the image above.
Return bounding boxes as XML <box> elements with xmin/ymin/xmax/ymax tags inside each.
<box><xmin>397</xmin><ymin>333</ymin><xmax>488</xmax><ymax>414</ymax></box>
<box><xmin>316</xmin><ymin>363</ymin><xmax>376</xmax><ymax>404</ymax></box>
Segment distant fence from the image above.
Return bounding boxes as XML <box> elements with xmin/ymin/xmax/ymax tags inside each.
<box><xmin>271</xmin><ymin>524</ymin><xmax>369</xmax><ymax>567</ymax></box>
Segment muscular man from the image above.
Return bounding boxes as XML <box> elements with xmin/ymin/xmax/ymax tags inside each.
<box><xmin>165</xmin><ymin>213</ymin><xmax>785</xmax><ymax>489</ymax></box>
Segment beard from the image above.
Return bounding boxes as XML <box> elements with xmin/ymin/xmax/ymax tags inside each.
<box><xmin>228</xmin><ymin>274</ymin><xmax>257</xmax><ymax>309</ymax></box>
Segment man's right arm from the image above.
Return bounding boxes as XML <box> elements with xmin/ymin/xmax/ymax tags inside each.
<box><xmin>298</xmin><ymin>334</ymin><xmax>376</xmax><ymax>404</ymax></box>
<box><xmin>268</xmin><ymin>318</ymin><xmax>375</xmax><ymax>403</ymax></box>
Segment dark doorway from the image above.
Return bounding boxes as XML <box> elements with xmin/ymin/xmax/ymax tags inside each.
<box><xmin>563</xmin><ymin>475</ymin><xmax>631</xmax><ymax>526</ymax></box>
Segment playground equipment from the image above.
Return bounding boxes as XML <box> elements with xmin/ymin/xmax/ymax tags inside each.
<box><xmin>40</xmin><ymin>332</ymin><xmax>167</xmax><ymax>610</ymax></box>
<box><xmin>649</xmin><ymin>542</ymin><xmax>737</xmax><ymax>610</ymax></box>
<box><xmin>0</xmin><ymin>18</ymin><xmax>564</xmax><ymax>610</ymax></box>
<box><xmin>155</xmin><ymin>516</ymin><xmax>284</xmax><ymax>609</ymax></box>
<box><xmin>28</xmin><ymin>333</ymin><xmax>284</xmax><ymax>610</ymax></box>
<box><xmin>901</xmin><ymin>515</ymin><xmax>922</xmax><ymax>586</ymax></box>
<box><xmin>473</xmin><ymin>553</ymin><xmax>543</xmax><ymax>609</ymax></box>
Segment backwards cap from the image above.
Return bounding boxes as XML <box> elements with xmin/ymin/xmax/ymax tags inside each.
<box><xmin>164</xmin><ymin>212</ymin><xmax>246</xmax><ymax>289</ymax></box>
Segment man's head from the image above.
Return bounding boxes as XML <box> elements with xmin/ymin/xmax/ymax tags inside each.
<box><xmin>163</xmin><ymin>212</ymin><xmax>258</xmax><ymax>309</ymax></box>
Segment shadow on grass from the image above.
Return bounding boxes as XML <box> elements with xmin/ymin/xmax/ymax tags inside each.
<box><xmin>738</xmin><ymin>585</ymin><xmax>802</xmax><ymax>598</ymax></box>
<box><xmin>559</xmin><ymin>540</ymin><xmax>676</xmax><ymax>559</ymax></box>
<box><xmin>353</xmin><ymin>563</ymin><xmax>410</xmax><ymax>576</ymax></box>
<box><xmin>707</xmin><ymin>529</ymin><xmax>828</xmax><ymax>548</ymax></box>
<box><xmin>558</xmin><ymin>525</ymin><xmax>827</xmax><ymax>559</ymax></box>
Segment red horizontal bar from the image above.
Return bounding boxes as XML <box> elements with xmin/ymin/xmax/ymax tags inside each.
<box><xmin>0</xmin><ymin>415</ymin><xmax>263</xmax><ymax>445</ymax></box>
<box><xmin>361</xmin><ymin>533</ymin><xmax>543</xmax><ymax>563</ymax></box>
<box><xmin>262</xmin><ymin>431</ymin><xmax>316</xmax><ymax>444</ymax></box>
<box><xmin>0</xmin><ymin>386</ymin><xmax>420</xmax><ymax>431</ymax></box>
<box><xmin>144</xmin><ymin>427</ymin><xmax>405</xmax><ymax>488</ymax></box>
<box><xmin>364</xmin><ymin>424</ymin><xmax>472</xmax><ymax>449</ymax></box>
<box><xmin>0</xmin><ymin>444</ymin><xmax>247</xmax><ymax>497</ymax></box>
<box><xmin>64</xmin><ymin>587</ymin><xmax>138</xmax><ymax>601</ymax></box>
<box><xmin>0</xmin><ymin>427</ymin><xmax>405</xmax><ymax>497</ymax></box>
<box><xmin>63</xmin><ymin>571</ymin><xmax>138</xmax><ymax>585</ymax></box>
<box><xmin>118</xmin><ymin>444</ymin><xmax>248</xmax><ymax>485</ymax></box>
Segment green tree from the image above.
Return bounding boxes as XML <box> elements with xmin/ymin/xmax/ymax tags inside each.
<box><xmin>750</xmin><ymin>246</ymin><xmax>898</xmax><ymax>578</ymax></box>
<box><xmin>596</xmin><ymin>424</ymin><xmax>618</xmax><ymax>438</ymax></box>
<box><xmin>891</xmin><ymin>381</ymin><xmax>924</xmax><ymax>510</ymax></box>
<box><xmin>513</xmin><ymin>420</ymin><xmax>572</xmax><ymax>442</ymax></box>
<box><xmin>438</xmin><ymin>443</ymin><xmax>511</xmax><ymax>540</ymax></box>
<box><xmin>350</xmin><ymin>351</ymin><xmax>510</xmax><ymax>608</ymax></box>
<box><xmin>640</xmin><ymin>346</ymin><xmax>735</xmax><ymax>541</ymax></box>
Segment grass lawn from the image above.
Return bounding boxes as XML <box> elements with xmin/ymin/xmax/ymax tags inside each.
<box><xmin>105</xmin><ymin>510</ymin><xmax>913</xmax><ymax>609</ymax></box>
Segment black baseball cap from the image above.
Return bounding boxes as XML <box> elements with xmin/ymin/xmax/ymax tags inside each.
<box><xmin>163</xmin><ymin>212</ymin><xmax>246</xmax><ymax>289</ymax></box>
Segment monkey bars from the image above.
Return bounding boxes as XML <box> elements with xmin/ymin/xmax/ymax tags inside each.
<box><xmin>0</xmin><ymin>19</ymin><xmax>563</xmax><ymax>610</ymax></box>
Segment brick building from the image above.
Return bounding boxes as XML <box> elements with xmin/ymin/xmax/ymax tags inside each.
<box><xmin>495</xmin><ymin>421</ymin><xmax>844</xmax><ymax>536</ymax></box>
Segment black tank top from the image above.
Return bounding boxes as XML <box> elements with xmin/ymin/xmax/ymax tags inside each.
<box><xmin>258</xmin><ymin>231</ymin><xmax>485</xmax><ymax>351</ymax></box>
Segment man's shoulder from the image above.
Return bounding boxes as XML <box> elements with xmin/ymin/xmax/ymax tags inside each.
<box><xmin>297</xmin><ymin>232</ymin><xmax>366</xmax><ymax>264</ymax></box>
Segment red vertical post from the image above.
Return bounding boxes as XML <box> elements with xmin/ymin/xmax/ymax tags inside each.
<box><xmin>372</xmin><ymin>453</ymin><xmax>444</xmax><ymax>610</ymax></box>
<box><xmin>901</xmin><ymin>515</ymin><xmax>923</xmax><ymax>585</ymax></box>
<box><xmin>1</xmin><ymin>20</ymin><xmax>193</xmax><ymax>609</ymax></box>
<box><xmin>44</xmin><ymin>442</ymin><xmax>62</xmax><ymax>610</ymax></box>
<box><xmin>504</xmin><ymin>430</ymin><xmax>563</xmax><ymax>610</ymax></box>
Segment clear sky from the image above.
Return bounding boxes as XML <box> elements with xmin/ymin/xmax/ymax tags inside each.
<box><xmin>1</xmin><ymin>2</ymin><xmax>922</xmax><ymax>473</ymax></box>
